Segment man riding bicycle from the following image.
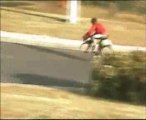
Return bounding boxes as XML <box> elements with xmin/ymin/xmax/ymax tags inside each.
<box><xmin>82</xmin><ymin>17</ymin><xmax>109</xmax><ymax>53</ymax></box>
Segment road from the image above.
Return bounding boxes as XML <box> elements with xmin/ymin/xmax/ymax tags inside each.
<box><xmin>1</xmin><ymin>42</ymin><xmax>92</xmax><ymax>90</ymax></box>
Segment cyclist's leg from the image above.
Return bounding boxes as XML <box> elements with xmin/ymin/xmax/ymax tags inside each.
<box><xmin>98</xmin><ymin>40</ymin><xmax>102</xmax><ymax>53</ymax></box>
<box><xmin>85</xmin><ymin>43</ymin><xmax>92</xmax><ymax>52</ymax></box>
<box><xmin>92</xmin><ymin>34</ymin><xmax>102</xmax><ymax>52</ymax></box>
<box><xmin>83</xmin><ymin>37</ymin><xmax>93</xmax><ymax>52</ymax></box>
<box><xmin>84</xmin><ymin>37</ymin><xmax>92</xmax><ymax>43</ymax></box>
<box><xmin>80</xmin><ymin>37</ymin><xmax>91</xmax><ymax>48</ymax></box>
<box><xmin>92</xmin><ymin>34</ymin><xmax>108</xmax><ymax>52</ymax></box>
<box><xmin>93</xmin><ymin>39</ymin><xmax>98</xmax><ymax>52</ymax></box>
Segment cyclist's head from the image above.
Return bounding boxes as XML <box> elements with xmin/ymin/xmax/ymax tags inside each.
<box><xmin>91</xmin><ymin>17</ymin><xmax>97</xmax><ymax>24</ymax></box>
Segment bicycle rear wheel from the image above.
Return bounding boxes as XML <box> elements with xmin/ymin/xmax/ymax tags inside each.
<box><xmin>100</xmin><ymin>46</ymin><xmax>114</xmax><ymax>57</ymax></box>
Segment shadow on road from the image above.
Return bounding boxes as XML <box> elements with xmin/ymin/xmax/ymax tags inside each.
<box><xmin>14</xmin><ymin>43</ymin><xmax>92</xmax><ymax>61</ymax></box>
<box><xmin>12</xmin><ymin>73</ymin><xmax>84</xmax><ymax>88</ymax></box>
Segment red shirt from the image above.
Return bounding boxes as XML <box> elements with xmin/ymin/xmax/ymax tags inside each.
<box><xmin>85</xmin><ymin>23</ymin><xmax>108</xmax><ymax>37</ymax></box>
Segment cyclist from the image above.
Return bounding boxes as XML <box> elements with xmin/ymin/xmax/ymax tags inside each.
<box><xmin>82</xmin><ymin>17</ymin><xmax>109</xmax><ymax>53</ymax></box>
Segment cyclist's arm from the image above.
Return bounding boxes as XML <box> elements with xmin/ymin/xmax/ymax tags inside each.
<box><xmin>83</xmin><ymin>25</ymin><xmax>96</xmax><ymax>39</ymax></box>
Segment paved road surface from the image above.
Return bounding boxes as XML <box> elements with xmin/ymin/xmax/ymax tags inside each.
<box><xmin>1</xmin><ymin>42</ymin><xmax>92</xmax><ymax>89</ymax></box>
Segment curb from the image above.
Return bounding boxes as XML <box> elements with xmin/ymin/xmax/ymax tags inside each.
<box><xmin>1</xmin><ymin>31</ymin><xmax>146</xmax><ymax>52</ymax></box>
<box><xmin>1</xmin><ymin>31</ymin><xmax>82</xmax><ymax>51</ymax></box>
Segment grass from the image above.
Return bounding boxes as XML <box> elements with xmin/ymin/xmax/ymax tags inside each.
<box><xmin>81</xmin><ymin>4</ymin><xmax>145</xmax><ymax>23</ymax></box>
<box><xmin>1</xmin><ymin>2</ymin><xmax>145</xmax><ymax>47</ymax></box>
<box><xmin>1</xmin><ymin>83</ymin><xmax>146</xmax><ymax>119</ymax></box>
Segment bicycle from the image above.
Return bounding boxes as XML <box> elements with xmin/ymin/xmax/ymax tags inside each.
<box><xmin>80</xmin><ymin>37</ymin><xmax>114</xmax><ymax>57</ymax></box>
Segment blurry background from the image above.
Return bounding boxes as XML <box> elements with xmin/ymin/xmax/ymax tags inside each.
<box><xmin>1</xmin><ymin>0</ymin><xmax>145</xmax><ymax>22</ymax></box>
<box><xmin>1</xmin><ymin>0</ymin><xmax>145</xmax><ymax>46</ymax></box>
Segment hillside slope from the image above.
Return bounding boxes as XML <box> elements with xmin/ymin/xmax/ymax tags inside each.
<box><xmin>1</xmin><ymin>83</ymin><xmax>146</xmax><ymax>119</ymax></box>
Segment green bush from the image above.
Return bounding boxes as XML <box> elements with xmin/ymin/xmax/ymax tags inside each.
<box><xmin>90</xmin><ymin>51</ymin><xmax>146</xmax><ymax>105</ymax></box>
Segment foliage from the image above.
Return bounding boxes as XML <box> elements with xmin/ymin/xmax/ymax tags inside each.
<box><xmin>90</xmin><ymin>51</ymin><xmax>146</xmax><ymax>105</ymax></box>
